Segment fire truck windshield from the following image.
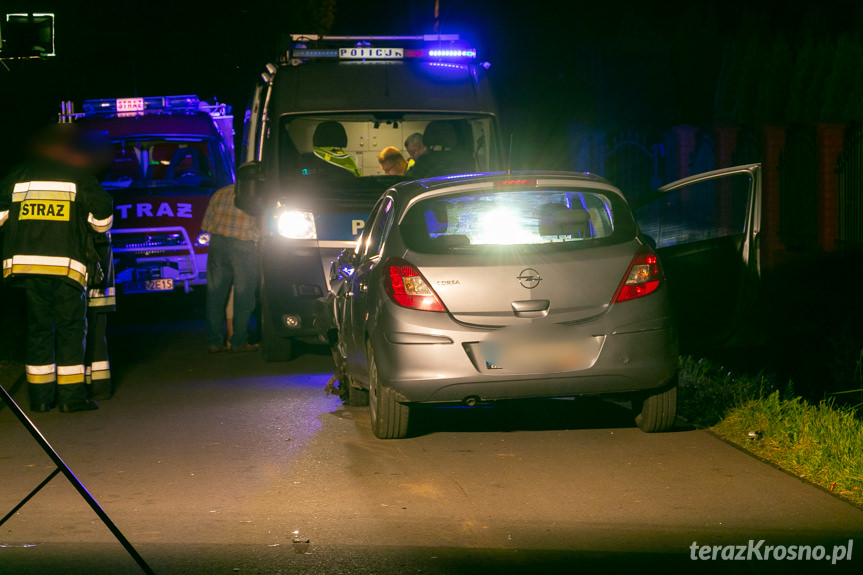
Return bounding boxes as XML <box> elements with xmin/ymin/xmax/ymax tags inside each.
<box><xmin>100</xmin><ymin>137</ymin><xmax>218</xmax><ymax>190</ymax></box>
<box><xmin>278</xmin><ymin>113</ymin><xmax>498</xmax><ymax>183</ymax></box>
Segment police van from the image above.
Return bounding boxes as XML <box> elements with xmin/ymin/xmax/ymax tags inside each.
<box><xmin>61</xmin><ymin>95</ymin><xmax>235</xmax><ymax>294</ymax></box>
<box><xmin>236</xmin><ymin>34</ymin><xmax>503</xmax><ymax>360</ymax></box>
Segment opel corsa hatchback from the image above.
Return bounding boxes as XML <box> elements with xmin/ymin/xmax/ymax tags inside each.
<box><xmin>326</xmin><ymin>172</ymin><xmax>686</xmax><ymax>438</ymax></box>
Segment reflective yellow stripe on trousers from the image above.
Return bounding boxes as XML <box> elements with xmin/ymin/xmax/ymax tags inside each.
<box><xmin>57</xmin><ymin>364</ymin><xmax>85</xmax><ymax>385</ymax></box>
<box><xmin>26</xmin><ymin>364</ymin><xmax>56</xmax><ymax>384</ymax></box>
<box><xmin>86</xmin><ymin>361</ymin><xmax>111</xmax><ymax>383</ymax></box>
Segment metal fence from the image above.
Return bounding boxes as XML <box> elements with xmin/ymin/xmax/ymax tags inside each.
<box><xmin>837</xmin><ymin>121</ymin><xmax>863</xmax><ymax>252</ymax></box>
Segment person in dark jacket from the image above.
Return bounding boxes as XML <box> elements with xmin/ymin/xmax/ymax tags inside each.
<box><xmin>0</xmin><ymin>124</ymin><xmax>114</xmax><ymax>413</ymax></box>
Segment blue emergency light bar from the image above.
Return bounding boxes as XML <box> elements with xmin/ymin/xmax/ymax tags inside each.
<box><xmin>82</xmin><ymin>95</ymin><xmax>201</xmax><ymax>116</ymax></box>
<box><xmin>291</xmin><ymin>48</ymin><xmax>339</xmax><ymax>58</ymax></box>
<box><xmin>428</xmin><ymin>49</ymin><xmax>476</xmax><ymax>58</ymax></box>
<box><xmin>287</xmin><ymin>35</ymin><xmax>477</xmax><ymax>63</ymax></box>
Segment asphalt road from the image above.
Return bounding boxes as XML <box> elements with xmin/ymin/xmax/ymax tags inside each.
<box><xmin>1</xmin><ymin>294</ymin><xmax>863</xmax><ymax>575</ymax></box>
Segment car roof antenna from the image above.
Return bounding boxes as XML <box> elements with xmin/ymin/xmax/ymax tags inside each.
<box><xmin>506</xmin><ymin>133</ymin><xmax>513</xmax><ymax>175</ymax></box>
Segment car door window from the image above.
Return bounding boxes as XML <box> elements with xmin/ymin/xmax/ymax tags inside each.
<box><xmin>362</xmin><ymin>196</ymin><xmax>394</xmax><ymax>259</ymax></box>
<box><xmin>633</xmin><ymin>165</ymin><xmax>760</xmax><ymax>352</ymax></box>
<box><xmin>634</xmin><ymin>173</ymin><xmax>752</xmax><ymax>249</ymax></box>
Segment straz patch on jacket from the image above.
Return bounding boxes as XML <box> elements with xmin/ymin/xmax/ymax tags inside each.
<box><xmin>19</xmin><ymin>199</ymin><xmax>71</xmax><ymax>221</ymax></box>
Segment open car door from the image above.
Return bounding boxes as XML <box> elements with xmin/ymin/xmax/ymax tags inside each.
<box><xmin>633</xmin><ymin>164</ymin><xmax>762</xmax><ymax>353</ymax></box>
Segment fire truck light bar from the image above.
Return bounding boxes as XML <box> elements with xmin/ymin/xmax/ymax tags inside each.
<box><xmin>82</xmin><ymin>95</ymin><xmax>201</xmax><ymax>116</ymax></box>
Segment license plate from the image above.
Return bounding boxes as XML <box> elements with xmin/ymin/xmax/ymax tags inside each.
<box><xmin>339</xmin><ymin>47</ymin><xmax>403</xmax><ymax>59</ymax></box>
<box><xmin>122</xmin><ymin>278</ymin><xmax>173</xmax><ymax>293</ymax></box>
<box><xmin>480</xmin><ymin>337</ymin><xmax>601</xmax><ymax>373</ymax></box>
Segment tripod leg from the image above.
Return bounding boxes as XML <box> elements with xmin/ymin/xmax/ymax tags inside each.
<box><xmin>0</xmin><ymin>467</ymin><xmax>61</xmax><ymax>527</ymax></box>
<box><xmin>0</xmin><ymin>384</ymin><xmax>156</xmax><ymax>575</ymax></box>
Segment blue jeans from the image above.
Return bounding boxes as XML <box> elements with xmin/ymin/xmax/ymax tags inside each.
<box><xmin>206</xmin><ymin>234</ymin><xmax>259</xmax><ymax>348</ymax></box>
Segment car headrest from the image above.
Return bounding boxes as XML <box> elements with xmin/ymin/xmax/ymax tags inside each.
<box><xmin>313</xmin><ymin>121</ymin><xmax>348</xmax><ymax>148</ymax></box>
<box><xmin>536</xmin><ymin>203</ymin><xmax>591</xmax><ymax>237</ymax></box>
<box><xmin>423</xmin><ymin>120</ymin><xmax>458</xmax><ymax>150</ymax></box>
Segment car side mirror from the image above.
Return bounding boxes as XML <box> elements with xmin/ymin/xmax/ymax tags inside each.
<box><xmin>330</xmin><ymin>248</ymin><xmax>359</xmax><ymax>283</ymax></box>
<box><xmin>234</xmin><ymin>161</ymin><xmax>265</xmax><ymax>216</ymax></box>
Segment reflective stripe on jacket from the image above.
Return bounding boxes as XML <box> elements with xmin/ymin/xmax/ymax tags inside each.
<box><xmin>313</xmin><ymin>147</ymin><xmax>362</xmax><ymax>177</ymax></box>
<box><xmin>0</xmin><ymin>159</ymin><xmax>113</xmax><ymax>288</ymax></box>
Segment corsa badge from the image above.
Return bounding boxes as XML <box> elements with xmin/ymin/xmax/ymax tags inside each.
<box><xmin>19</xmin><ymin>200</ymin><xmax>70</xmax><ymax>221</ymax></box>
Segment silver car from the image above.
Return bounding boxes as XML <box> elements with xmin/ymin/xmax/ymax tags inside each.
<box><xmin>327</xmin><ymin>167</ymin><xmax>762</xmax><ymax>438</ymax></box>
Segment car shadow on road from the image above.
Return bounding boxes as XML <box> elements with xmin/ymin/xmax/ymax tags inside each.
<box><xmin>407</xmin><ymin>396</ymin><xmax>692</xmax><ymax>436</ymax></box>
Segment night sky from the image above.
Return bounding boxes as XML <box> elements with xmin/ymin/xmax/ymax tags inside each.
<box><xmin>2</xmin><ymin>0</ymin><xmax>863</xmax><ymax>172</ymax></box>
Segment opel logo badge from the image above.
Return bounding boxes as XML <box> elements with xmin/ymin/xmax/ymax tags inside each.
<box><xmin>517</xmin><ymin>268</ymin><xmax>542</xmax><ymax>289</ymax></box>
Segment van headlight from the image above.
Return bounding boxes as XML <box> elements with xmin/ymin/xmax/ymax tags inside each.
<box><xmin>276</xmin><ymin>209</ymin><xmax>317</xmax><ymax>239</ymax></box>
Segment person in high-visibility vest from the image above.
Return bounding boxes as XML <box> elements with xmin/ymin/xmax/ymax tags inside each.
<box><xmin>312</xmin><ymin>121</ymin><xmax>361</xmax><ymax>177</ymax></box>
<box><xmin>0</xmin><ymin>124</ymin><xmax>113</xmax><ymax>413</ymax></box>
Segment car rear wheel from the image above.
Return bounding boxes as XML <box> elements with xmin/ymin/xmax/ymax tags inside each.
<box><xmin>634</xmin><ymin>376</ymin><xmax>678</xmax><ymax>433</ymax></box>
<box><xmin>367</xmin><ymin>340</ymin><xmax>409</xmax><ymax>439</ymax></box>
<box><xmin>262</xmin><ymin>294</ymin><xmax>294</xmax><ymax>362</ymax></box>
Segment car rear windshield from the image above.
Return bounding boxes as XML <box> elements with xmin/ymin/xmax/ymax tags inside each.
<box><xmin>401</xmin><ymin>186</ymin><xmax>637</xmax><ymax>253</ymax></box>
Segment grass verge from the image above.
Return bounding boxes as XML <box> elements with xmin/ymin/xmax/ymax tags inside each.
<box><xmin>679</xmin><ymin>356</ymin><xmax>863</xmax><ymax>508</ymax></box>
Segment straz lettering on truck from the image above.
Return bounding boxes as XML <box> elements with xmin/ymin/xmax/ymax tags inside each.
<box><xmin>115</xmin><ymin>203</ymin><xmax>193</xmax><ymax>219</ymax></box>
<box><xmin>19</xmin><ymin>200</ymin><xmax>70</xmax><ymax>221</ymax></box>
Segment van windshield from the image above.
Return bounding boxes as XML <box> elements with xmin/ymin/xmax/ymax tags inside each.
<box><xmin>278</xmin><ymin>114</ymin><xmax>498</xmax><ymax>184</ymax></box>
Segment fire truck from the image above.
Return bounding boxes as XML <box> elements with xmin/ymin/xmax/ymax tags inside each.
<box><xmin>235</xmin><ymin>34</ymin><xmax>503</xmax><ymax>360</ymax></box>
<box><xmin>60</xmin><ymin>95</ymin><xmax>235</xmax><ymax>294</ymax></box>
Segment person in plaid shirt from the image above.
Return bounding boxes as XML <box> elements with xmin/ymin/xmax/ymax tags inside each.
<box><xmin>201</xmin><ymin>184</ymin><xmax>260</xmax><ymax>353</ymax></box>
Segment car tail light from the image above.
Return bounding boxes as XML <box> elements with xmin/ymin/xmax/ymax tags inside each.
<box><xmin>614</xmin><ymin>246</ymin><xmax>663</xmax><ymax>303</ymax></box>
<box><xmin>383</xmin><ymin>258</ymin><xmax>446</xmax><ymax>312</ymax></box>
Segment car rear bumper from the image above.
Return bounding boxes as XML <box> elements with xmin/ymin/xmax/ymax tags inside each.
<box><xmin>370</xmin><ymin>322</ymin><xmax>678</xmax><ymax>403</ymax></box>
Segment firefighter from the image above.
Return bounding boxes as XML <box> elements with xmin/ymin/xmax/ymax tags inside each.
<box><xmin>0</xmin><ymin>124</ymin><xmax>113</xmax><ymax>413</ymax></box>
<box><xmin>85</xmin><ymin>230</ymin><xmax>115</xmax><ymax>400</ymax></box>
<box><xmin>84</xmin><ymin>130</ymin><xmax>116</xmax><ymax>400</ymax></box>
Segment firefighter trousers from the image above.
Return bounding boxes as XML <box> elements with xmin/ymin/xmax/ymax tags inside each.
<box><xmin>22</xmin><ymin>277</ymin><xmax>87</xmax><ymax>408</ymax></box>
<box><xmin>85</xmin><ymin>309</ymin><xmax>112</xmax><ymax>399</ymax></box>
